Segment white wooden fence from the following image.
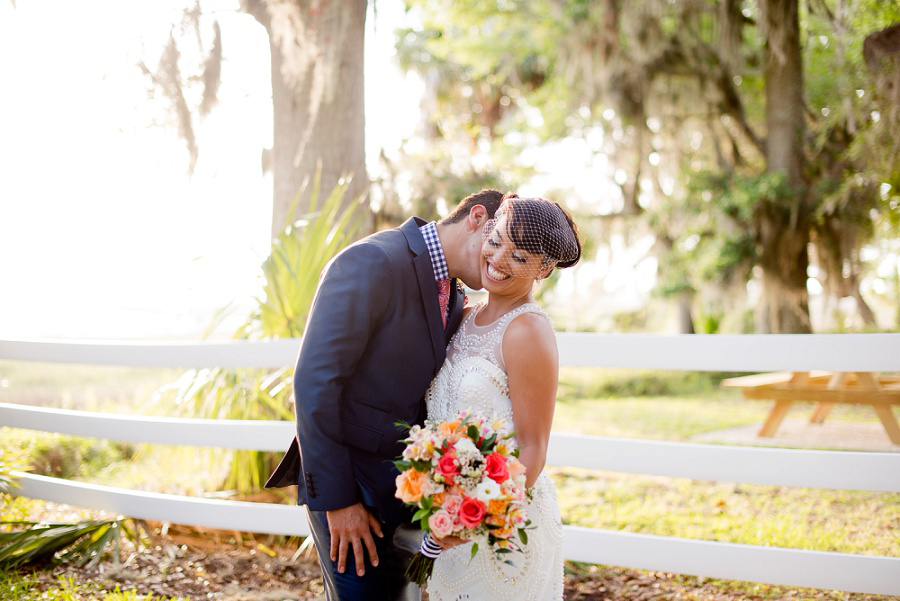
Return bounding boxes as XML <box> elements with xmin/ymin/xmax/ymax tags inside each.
<box><xmin>1</xmin><ymin>335</ymin><xmax>899</xmax><ymax>596</ymax></box>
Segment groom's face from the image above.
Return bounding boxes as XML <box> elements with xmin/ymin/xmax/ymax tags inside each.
<box><xmin>454</xmin><ymin>206</ymin><xmax>491</xmax><ymax>290</ymax></box>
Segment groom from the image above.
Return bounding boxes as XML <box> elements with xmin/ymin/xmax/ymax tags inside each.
<box><xmin>265</xmin><ymin>189</ymin><xmax>505</xmax><ymax>600</ymax></box>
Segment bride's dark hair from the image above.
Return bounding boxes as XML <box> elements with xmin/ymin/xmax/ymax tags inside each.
<box><xmin>500</xmin><ymin>194</ymin><xmax>582</xmax><ymax>274</ymax></box>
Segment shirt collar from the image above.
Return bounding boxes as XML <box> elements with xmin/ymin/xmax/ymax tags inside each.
<box><xmin>418</xmin><ymin>221</ymin><xmax>450</xmax><ymax>281</ymax></box>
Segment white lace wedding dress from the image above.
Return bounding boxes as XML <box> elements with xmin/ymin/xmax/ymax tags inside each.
<box><xmin>424</xmin><ymin>302</ymin><xmax>564</xmax><ymax>601</ymax></box>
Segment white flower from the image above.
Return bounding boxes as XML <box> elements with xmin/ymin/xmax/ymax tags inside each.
<box><xmin>423</xmin><ymin>476</ymin><xmax>445</xmax><ymax>497</ymax></box>
<box><xmin>474</xmin><ymin>479</ymin><xmax>503</xmax><ymax>502</ymax></box>
<box><xmin>453</xmin><ymin>436</ymin><xmax>480</xmax><ymax>457</ymax></box>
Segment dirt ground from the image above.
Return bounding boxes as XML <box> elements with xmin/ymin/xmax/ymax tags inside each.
<box><xmin>12</xmin><ymin>521</ymin><xmax>898</xmax><ymax>601</ymax></box>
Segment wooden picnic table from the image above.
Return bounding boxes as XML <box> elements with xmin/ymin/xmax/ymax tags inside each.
<box><xmin>720</xmin><ymin>371</ymin><xmax>900</xmax><ymax>445</ymax></box>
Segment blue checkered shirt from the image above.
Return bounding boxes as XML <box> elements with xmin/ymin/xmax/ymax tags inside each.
<box><xmin>419</xmin><ymin>222</ymin><xmax>449</xmax><ymax>281</ymax></box>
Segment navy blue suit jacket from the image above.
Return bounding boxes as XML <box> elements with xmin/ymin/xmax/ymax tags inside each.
<box><xmin>265</xmin><ymin>217</ymin><xmax>464</xmax><ymax>531</ymax></box>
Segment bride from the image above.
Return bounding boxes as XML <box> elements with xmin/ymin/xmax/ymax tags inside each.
<box><xmin>423</xmin><ymin>195</ymin><xmax>581</xmax><ymax>600</ymax></box>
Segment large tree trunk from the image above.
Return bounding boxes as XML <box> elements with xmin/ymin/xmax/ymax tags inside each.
<box><xmin>675</xmin><ymin>292</ymin><xmax>696</xmax><ymax>334</ymax></box>
<box><xmin>755</xmin><ymin>0</ymin><xmax>811</xmax><ymax>333</ymax></box>
<box><xmin>246</xmin><ymin>0</ymin><xmax>370</xmax><ymax>241</ymax></box>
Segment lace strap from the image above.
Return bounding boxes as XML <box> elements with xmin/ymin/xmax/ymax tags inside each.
<box><xmin>498</xmin><ymin>303</ymin><xmax>552</xmax><ymax>328</ymax></box>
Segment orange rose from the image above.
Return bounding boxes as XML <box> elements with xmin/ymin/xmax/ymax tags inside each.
<box><xmin>495</xmin><ymin>525</ymin><xmax>513</xmax><ymax>539</ymax></box>
<box><xmin>488</xmin><ymin>499</ymin><xmax>509</xmax><ymax>515</ymax></box>
<box><xmin>395</xmin><ymin>469</ymin><xmax>426</xmax><ymax>503</ymax></box>
<box><xmin>433</xmin><ymin>492</ymin><xmax>448</xmax><ymax>507</ymax></box>
<box><xmin>486</xmin><ymin>514</ymin><xmax>506</xmax><ymax>527</ymax></box>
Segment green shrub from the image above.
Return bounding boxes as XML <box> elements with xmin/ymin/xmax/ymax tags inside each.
<box><xmin>557</xmin><ymin>368</ymin><xmax>746</xmax><ymax>401</ymax></box>
<box><xmin>26</xmin><ymin>437</ymin><xmax>134</xmax><ymax>481</ymax></box>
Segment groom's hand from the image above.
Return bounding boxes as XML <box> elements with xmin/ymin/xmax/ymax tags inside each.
<box><xmin>326</xmin><ymin>502</ymin><xmax>384</xmax><ymax>576</ymax></box>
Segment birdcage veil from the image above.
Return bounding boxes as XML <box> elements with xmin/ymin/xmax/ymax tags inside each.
<box><xmin>482</xmin><ymin>196</ymin><xmax>581</xmax><ymax>280</ymax></box>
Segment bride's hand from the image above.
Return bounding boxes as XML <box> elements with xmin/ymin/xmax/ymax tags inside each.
<box><xmin>432</xmin><ymin>534</ymin><xmax>466</xmax><ymax>550</ymax></box>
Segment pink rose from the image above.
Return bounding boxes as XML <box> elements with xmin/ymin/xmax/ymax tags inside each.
<box><xmin>507</xmin><ymin>457</ymin><xmax>526</xmax><ymax>480</ymax></box>
<box><xmin>437</xmin><ymin>451</ymin><xmax>460</xmax><ymax>485</ymax></box>
<box><xmin>442</xmin><ymin>494</ymin><xmax>464</xmax><ymax>515</ymax></box>
<box><xmin>428</xmin><ymin>509</ymin><xmax>455</xmax><ymax>538</ymax></box>
<box><xmin>484</xmin><ymin>453</ymin><xmax>510</xmax><ymax>484</ymax></box>
<box><xmin>458</xmin><ymin>497</ymin><xmax>487</xmax><ymax>529</ymax></box>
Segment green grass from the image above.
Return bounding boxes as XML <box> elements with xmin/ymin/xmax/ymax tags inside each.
<box><xmin>2</xmin><ymin>362</ymin><xmax>898</xmax><ymax>599</ymax></box>
<box><xmin>551</xmin><ymin>368</ymin><xmax>900</xmax><ymax>560</ymax></box>
<box><xmin>0</xmin><ymin>360</ymin><xmax>182</xmax><ymax>413</ymax></box>
<box><xmin>1</xmin><ymin>428</ymin><xmax>230</xmax><ymax>497</ymax></box>
<box><xmin>554</xmin><ymin>391</ymin><xmax>767</xmax><ymax>439</ymax></box>
<box><xmin>552</xmin><ymin>469</ymin><xmax>900</xmax><ymax>556</ymax></box>
<box><xmin>0</xmin><ymin>571</ymin><xmax>186</xmax><ymax>600</ymax></box>
<box><xmin>555</xmin><ymin>367</ymin><xmax>894</xmax><ymax>440</ymax></box>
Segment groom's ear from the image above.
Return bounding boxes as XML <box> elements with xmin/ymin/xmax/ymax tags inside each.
<box><xmin>466</xmin><ymin>205</ymin><xmax>488</xmax><ymax>232</ymax></box>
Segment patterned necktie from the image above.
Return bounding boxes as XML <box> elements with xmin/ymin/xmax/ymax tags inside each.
<box><xmin>437</xmin><ymin>279</ymin><xmax>452</xmax><ymax>328</ymax></box>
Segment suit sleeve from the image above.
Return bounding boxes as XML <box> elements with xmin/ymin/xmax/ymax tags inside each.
<box><xmin>293</xmin><ymin>242</ymin><xmax>395</xmax><ymax>511</ymax></box>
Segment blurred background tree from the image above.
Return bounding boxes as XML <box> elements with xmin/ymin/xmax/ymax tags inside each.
<box><xmin>144</xmin><ymin>0</ymin><xmax>370</xmax><ymax>241</ymax></box>
<box><xmin>135</xmin><ymin>0</ymin><xmax>899</xmax><ymax>334</ymax></box>
<box><xmin>394</xmin><ymin>0</ymin><xmax>900</xmax><ymax>333</ymax></box>
<box><xmin>137</xmin><ymin>2</ymin><xmax>899</xmax><ymax>495</ymax></box>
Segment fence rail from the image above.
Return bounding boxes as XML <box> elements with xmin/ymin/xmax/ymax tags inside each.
<box><xmin>2</xmin><ymin>335</ymin><xmax>899</xmax><ymax>595</ymax></box>
<box><xmin>2</xmin><ymin>333</ymin><xmax>899</xmax><ymax>371</ymax></box>
<box><xmin>12</xmin><ymin>472</ymin><xmax>899</xmax><ymax>596</ymax></box>
<box><xmin>2</xmin><ymin>403</ymin><xmax>898</xmax><ymax>493</ymax></box>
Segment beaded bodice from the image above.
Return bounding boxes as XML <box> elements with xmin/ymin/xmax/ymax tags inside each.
<box><xmin>425</xmin><ymin>302</ymin><xmax>551</xmax><ymax>426</ymax></box>
<box><xmin>424</xmin><ymin>301</ymin><xmax>565</xmax><ymax>601</ymax></box>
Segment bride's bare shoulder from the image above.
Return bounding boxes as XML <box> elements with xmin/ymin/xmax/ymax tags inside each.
<box><xmin>503</xmin><ymin>310</ymin><xmax>557</xmax><ymax>365</ymax></box>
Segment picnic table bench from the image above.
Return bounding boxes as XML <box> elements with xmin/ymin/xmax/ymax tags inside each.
<box><xmin>720</xmin><ymin>371</ymin><xmax>900</xmax><ymax>445</ymax></box>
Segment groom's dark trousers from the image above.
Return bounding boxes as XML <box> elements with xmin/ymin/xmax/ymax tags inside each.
<box><xmin>265</xmin><ymin>218</ymin><xmax>465</xmax><ymax>601</ymax></box>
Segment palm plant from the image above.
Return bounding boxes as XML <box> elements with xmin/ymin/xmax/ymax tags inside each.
<box><xmin>1</xmin><ymin>448</ymin><xmax>138</xmax><ymax>570</ymax></box>
<box><xmin>0</xmin><ymin>448</ymin><xmax>25</xmax><ymax>497</ymax></box>
<box><xmin>157</xmin><ymin>170</ymin><xmax>367</xmax><ymax>493</ymax></box>
<box><xmin>0</xmin><ymin>520</ymin><xmax>127</xmax><ymax>570</ymax></box>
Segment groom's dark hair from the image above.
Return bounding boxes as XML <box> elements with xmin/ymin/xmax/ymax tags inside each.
<box><xmin>440</xmin><ymin>189</ymin><xmax>508</xmax><ymax>224</ymax></box>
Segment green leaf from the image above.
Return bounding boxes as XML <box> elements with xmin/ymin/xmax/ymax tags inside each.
<box><xmin>412</xmin><ymin>508</ymin><xmax>432</xmax><ymax>522</ymax></box>
<box><xmin>411</xmin><ymin>459</ymin><xmax>432</xmax><ymax>472</ymax></box>
<box><xmin>0</xmin><ymin>520</ymin><xmax>123</xmax><ymax>569</ymax></box>
<box><xmin>519</xmin><ymin>529</ymin><xmax>528</xmax><ymax>545</ymax></box>
<box><xmin>470</xmin><ymin>542</ymin><xmax>479</xmax><ymax>560</ymax></box>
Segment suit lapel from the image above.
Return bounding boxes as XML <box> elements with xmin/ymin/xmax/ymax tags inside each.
<box><xmin>401</xmin><ymin>218</ymin><xmax>447</xmax><ymax>372</ymax></box>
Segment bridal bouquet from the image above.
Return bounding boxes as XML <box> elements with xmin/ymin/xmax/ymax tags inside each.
<box><xmin>393</xmin><ymin>409</ymin><xmax>531</xmax><ymax>586</ymax></box>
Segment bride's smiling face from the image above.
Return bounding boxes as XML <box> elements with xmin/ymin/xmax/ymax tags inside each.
<box><xmin>480</xmin><ymin>215</ymin><xmax>548</xmax><ymax>294</ymax></box>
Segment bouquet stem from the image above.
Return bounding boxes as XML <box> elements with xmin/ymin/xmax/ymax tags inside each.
<box><xmin>405</xmin><ymin>552</ymin><xmax>435</xmax><ymax>586</ymax></box>
<box><xmin>406</xmin><ymin>533</ymin><xmax>442</xmax><ymax>586</ymax></box>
